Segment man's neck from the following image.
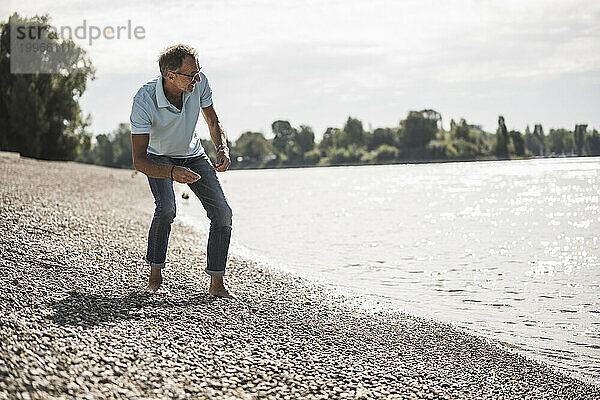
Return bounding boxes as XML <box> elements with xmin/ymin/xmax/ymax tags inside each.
<box><xmin>162</xmin><ymin>77</ymin><xmax>183</xmax><ymax>105</ymax></box>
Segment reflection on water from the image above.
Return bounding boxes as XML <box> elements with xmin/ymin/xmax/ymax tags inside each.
<box><xmin>177</xmin><ymin>157</ymin><xmax>600</xmax><ymax>384</ymax></box>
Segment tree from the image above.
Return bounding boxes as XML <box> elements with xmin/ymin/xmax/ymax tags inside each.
<box><xmin>533</xmin><ymin>124</ymin><xmax>545</xmax><ymax>155</ymax></box>
<box><xmin>111</xmin><ymin>124</ymin><xmax>134</xmax><ymax>167</ymax></box>
<box><xmin>233</xmin><ymin>131</ymin><xmax>272</xmax><ymax>164</ymax></box>
<box><xmin>453</xmin><ymin>118</ymin><xmax>470</xmax><ymax>141</ymax></box>
<box><xmin>343</xmin><ymin>117</ymin><xmax>365</xmax><ymax>146</ymax></box>
<box><xmin>370</xmin><ymin>128</ymin><xmax>397</xmax><ymax>150</ymax></box>
<box><xmin>333</xmin><ymin>117</ymin><xmax>366</xmax><ymax>148</ymax></box>
<box><xmin>318</xmin><ymin>127</ymin><xmax>337</xmax><ymax>155</ymax></box>
<box><xmin>0</xmin><ymin>13</ymin><xmax>95</xmax><ymax>160</ymax></box>
<box><xmin>91</xmin><ymin>134</ymin><xmax>114</xmax><ymax>166</ymax></box>
<box><xmin>563</xmin><ymin>131</ymin><xmax>575</xmax><ymax>154</ymax></box>
<box><xmin>509</xmin><ymin>130</ymin><xmax>526</xmax><ymax>157</ymax></box>
<box><xmin>547</xmin><ymin>129</ymin><xmax>574</xmax><ymax>155</ymax></box>
<box><xmin>76</xmin><ymin>123</ymin><xmax>133</xmax><ymax>168</ymax></box>
<box><xmin>574</xmin><ymin>124</ymin><xmax>587</xmax><ymax>155</ymax></box>
<box><xmin>525</xmin><ymin>124</ymin><xmax>544</xmax><ymax>156</ymax></box>
<box><xmin>271</xmin><ymin>120</ymin><xmax>295</xmax><ymax>159</ymax></box>
<box><xmin>400</xmin><ymin>110</ymin><xmax>440</xmax><ymax>148</ymax></box>
<box><xmin>495</xmin><ymin>116</ymin><xmax>509</xmax><ymax>157</ymax></box>
<box><xmin>584</xmin><ymin>129</ymin><xmax>600</xmax><ymax>156</ymax></box>
<box><xmin>421</xmin><ymin>109</ymin><xmax>442</xmax><ymax>127</ymax></box>
<box><xmin>292</xmin><ymin>125</ymin><xmax>315</xmax><ymax>155</ymax></box>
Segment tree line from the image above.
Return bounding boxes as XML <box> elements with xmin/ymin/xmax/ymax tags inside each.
<box><xmin>73</xmin><ymin>112</ymin><xmax>600</xmax><ymax>170</ymax></box>
<box><xmin>2</xmin><ymin>14</ymin><xmax>600</xmax><ymax>170</ymax></box>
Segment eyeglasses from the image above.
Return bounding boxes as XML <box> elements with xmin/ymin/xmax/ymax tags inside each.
<box><xmin>169</xmin><ymin>68</ymin><xmax>202</xmax><ymax>82</ymax></box>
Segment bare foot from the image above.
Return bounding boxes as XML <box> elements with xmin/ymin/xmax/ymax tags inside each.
<box><xmin>209</xmin><ymin>287</ymin><xmax>235</xmax><ymax>299</ymax></box>
<box><xmin>145</xmin><ymin>269</ymin><xmax>163</xmax><ymax>293</ymax></box>
<box><xmin>209</xmin><ymin>276</ymin><xmax>235</xmax><ymax>299</ymax></box>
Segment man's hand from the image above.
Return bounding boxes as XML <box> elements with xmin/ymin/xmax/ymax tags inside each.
<box><xmin>212</xmin><ymin>149</ymin><xmax>231</xmax><ymax>172</ymax></box>
<box><xmin>172</xmin><ymin>166</ymin><xmax>200</xmax><ymax>183</ymax></box>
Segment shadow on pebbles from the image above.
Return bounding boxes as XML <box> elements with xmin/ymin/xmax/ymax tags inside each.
<box><xmin>1</xmin><ymin>154</ymin><xmax>599</xmax><ymax>399</ymax></box>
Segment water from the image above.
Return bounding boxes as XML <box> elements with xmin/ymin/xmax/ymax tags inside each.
<box><xmin>175</xmin><ymin>157</ymin><xmax>600</xmax><ymax>384</ymax></box>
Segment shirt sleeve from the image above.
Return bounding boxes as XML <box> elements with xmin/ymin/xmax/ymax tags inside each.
<box><xmin>199</xmin><ymin>73</ymin><xmax>213</xmax><ymax>108</ymax></box>
<box><xmin>130</xmin><ymin>98</ymin><xmax>152</xmax><ymax>134</ymax></box>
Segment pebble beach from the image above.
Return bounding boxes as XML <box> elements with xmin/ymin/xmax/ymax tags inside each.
<box><xmin>1</xmin><ymin>152</ymin><xmax>598</xmax><ymax>400</ymax></box>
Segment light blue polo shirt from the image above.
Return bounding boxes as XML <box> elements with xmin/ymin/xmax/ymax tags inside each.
<box><xmin>129</xmin><ymin>72</ymin><xmax>213</xmax><ymax>157</ymax></box>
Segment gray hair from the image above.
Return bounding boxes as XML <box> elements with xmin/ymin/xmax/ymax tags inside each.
<box><xmin>158</xmin><ymin>44</ymin><xmax>198</xmax><ymax>78</ymax></box>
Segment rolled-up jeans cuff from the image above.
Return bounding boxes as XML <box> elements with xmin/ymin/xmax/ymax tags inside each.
<box><xmin>205</xmin><ymin>268</ymin><xmax>225</xmax><ymax>277</ymax></box>
<box><xmin>145</xmin><ymin>257</ymin><xmax>166</xmax><ymax>270</ymax></box>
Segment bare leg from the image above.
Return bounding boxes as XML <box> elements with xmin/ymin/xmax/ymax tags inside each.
<box><xmin>209</xmin><ymin>276</ymin><xmax>234</xmax><ymax>298</ymax></box>
<box><xmin>145</xmin><ymin>268</ymin><xmax>163</xmax><ymax>293</ymax></box>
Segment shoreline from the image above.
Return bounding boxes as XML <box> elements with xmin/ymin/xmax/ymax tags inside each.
<box><xmin>222</xmin><ymin>154</ymin><xmax>597</xmax><ymax>172</ymax></box>
<box><xmin>28</xmin><ymin>147</ymin><xmax>594</xmax><ymax>173</ymax></box>
<box><xmin>184</xmin><ymin>216</ymin><xmax>600</xmax><ymax>388</ymax></box>
<box><xmin>1</xmin><ymin>153</ymin><xmax>599</xmax><ymax>399</ymax></box>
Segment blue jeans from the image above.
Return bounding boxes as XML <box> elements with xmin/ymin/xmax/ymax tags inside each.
<box><xmin>144</xmin><ymin>152</ymin><xmax>233</xmax><ymax>276</ymax></box>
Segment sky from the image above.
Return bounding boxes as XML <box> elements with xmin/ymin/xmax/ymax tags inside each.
<box><xmin>4</xmin><ymin>0</ymin><xmax>600</xmax><ymax>142</ymax></box>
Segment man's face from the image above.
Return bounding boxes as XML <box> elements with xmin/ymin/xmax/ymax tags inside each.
<box><xmin>170</xmin><ymin>55</ymin><xmax>201</xmax><ymax>93</ymax></box>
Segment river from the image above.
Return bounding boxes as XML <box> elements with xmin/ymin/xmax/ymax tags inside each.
<box><xmin>175</xmin><ymin>156</ymin><xmax>600</xmax><ymax>384</ymax></box>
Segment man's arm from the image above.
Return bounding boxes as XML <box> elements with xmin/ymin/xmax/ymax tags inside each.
<box><xmin>201</xmin><ymin>104</ymin><xmax>231</xmax><ymax>172</ymax></box>
<box><xmin>131</xmin><ymin>134</ymin><xmax>200</xmax><ymax>183</ymax></box>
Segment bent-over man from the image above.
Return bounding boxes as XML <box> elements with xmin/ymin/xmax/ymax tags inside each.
<box><xmin>129</xmin><ymin>43</ymin><xmax>234</xmax><ymax>298</ymax></box>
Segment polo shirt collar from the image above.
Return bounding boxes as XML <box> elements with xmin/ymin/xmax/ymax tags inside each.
<box><xmin>156</xmin><ymin>76</ymin><xmax>192</xmax><ymax>110</ymax></box>
<box><xmin>156</xmin><ymin>76</ymin><xmax>171</xmax><ymax>108</ymax></box>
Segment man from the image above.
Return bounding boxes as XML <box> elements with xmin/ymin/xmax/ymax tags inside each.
<box><xmin>129</xmin><ymin>44</ymin><xmax>234</xmax><ymax>298</ymax></box>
